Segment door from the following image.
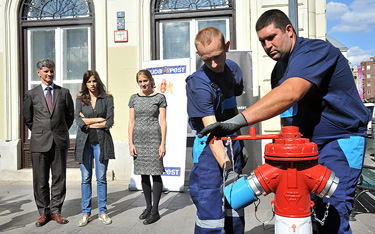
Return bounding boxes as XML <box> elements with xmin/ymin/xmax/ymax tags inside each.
<box><xmin>23</xmin><ymin>26</ymin><xmax>91</xmax><ymax>168</ymax></box>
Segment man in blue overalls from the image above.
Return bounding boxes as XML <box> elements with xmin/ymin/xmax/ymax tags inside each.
<box><xmin>186</xmin><ymin>27</ymin><xmax>245</xmax><ymax>233</ymax></box>
<box><xmin>199</xmin><ymin>10</ymin><xmax>370</xmax><ymax>234</ymax></box>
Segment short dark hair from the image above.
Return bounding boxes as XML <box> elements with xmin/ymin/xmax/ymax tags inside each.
<box><xmin>194</xmin><ymin>27</ymin><xmax>225</xmax><ymax>50</ymax></box>
<box><xmin>256</xmin><ymin>9</ymin><xmax>296</xmax><ymax>34</ymax></box>
<box><xmin>136</xmin><ymin>69</ymin><xmax>156</xmax><ymax>89</ymax></box>
<box><xmin>36</xmin><ymin>58</ymin><xmax>55</xmax><ymax>70</ymax></box>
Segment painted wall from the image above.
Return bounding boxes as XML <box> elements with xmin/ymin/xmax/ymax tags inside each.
<box><xmin>99</xmin><ymin>0</ymin><xmax>141</xmax><ymax>181</ymax></box>
<box><xmin>0</xmin><ymin>1</ymin><xmax>4</xmax><ymax>141</ymax></box>
<box><xmin>0</xmin><ymin>52</ymin><xmax>4</xmax><ymax>141</ymax></box>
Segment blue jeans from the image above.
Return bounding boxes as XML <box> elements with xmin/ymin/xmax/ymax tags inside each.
<box><xmin>80</xmin><ymin>143</ymin><xmax>109</xmax><ymax>215</ymax></box>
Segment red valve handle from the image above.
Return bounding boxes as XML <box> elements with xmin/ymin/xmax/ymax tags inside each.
<box><xmin>210</xmin><ymin>127</ymin><xmax>280</xmax><ymax>144</ymax></box>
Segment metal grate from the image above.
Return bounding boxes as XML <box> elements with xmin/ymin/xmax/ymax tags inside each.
<box><xmin>20</xmin><ymin>0</ymin><xmax>93</xmax><ymax>21</ymax></box>
<box><xmin>155</xmin><ymin>0</ymin><xmax>233</xmax><ymax>12</ymax></box>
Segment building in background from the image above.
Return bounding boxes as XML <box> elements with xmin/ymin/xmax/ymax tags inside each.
<box><xmin>0</xmin><ymin>0</ymin><xmax>327</xmax><ymax>181</ymax></box>
<box><xmin>352</xmin><ymin>65</ymin><xmax>362</xmax><ymax>99</ymax></box>
<box><xmin>362</xmin><ymin>57</ymin><xmax>375</xmax><ymax>100</ymax></box>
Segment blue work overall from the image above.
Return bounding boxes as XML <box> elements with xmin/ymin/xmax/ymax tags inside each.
<box><xmin>189</xmin><ymin>135</ymin><xmax>245</xmax><ymax>234</ymax></box>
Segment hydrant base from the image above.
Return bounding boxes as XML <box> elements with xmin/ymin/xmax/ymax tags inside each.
<box><xmin>275</xmin><ymin>214</ymin><xmax>312</xmax><ymax>234</ymax></box>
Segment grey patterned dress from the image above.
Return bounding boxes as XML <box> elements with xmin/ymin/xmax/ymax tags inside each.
<box><xmin>128</xmin><ymin>93</ymin><xmax>167</xmax><ymax>175</ymax></box>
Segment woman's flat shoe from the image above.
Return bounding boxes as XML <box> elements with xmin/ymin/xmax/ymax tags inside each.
<box><xmin>139</xmin><ymin>209</ymin><xmax>151</xmax><ymax>220</ymax></box>
<box><xmin>98</xmin><ymin>214</ymin><xmax>112</xmax><ymax>225</ymax></box>
<box><xmin>78</xmin><ymin>215</ymin><xmax>91</xmax><ymax>227</ymax></box>
<box><xmin>143</xmin><ymin>212</ymin><xmax>160</xmax><ymax>225</ymax></box>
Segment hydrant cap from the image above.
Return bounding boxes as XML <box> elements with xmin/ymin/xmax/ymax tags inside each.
<box><xmin>279</xmin><ymin>126</ymin><xmax>301</xmax><ymax>138</ymax></box>
<box><xmin>264</xmin><ymin>126</ymin><xmax>319</xmax><ymax>160</ymax></box>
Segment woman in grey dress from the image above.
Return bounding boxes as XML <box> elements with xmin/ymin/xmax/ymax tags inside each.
<box><xmin>128</xmin><ymin>69</ymin><xmax>167</xmax><ymax>225</ymax></box>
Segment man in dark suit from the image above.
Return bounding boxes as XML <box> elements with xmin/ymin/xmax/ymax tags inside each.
<box><xmin>23</xmin><ymin>58</ymin><xmax>74</xmax><ymax>227</ymax></box>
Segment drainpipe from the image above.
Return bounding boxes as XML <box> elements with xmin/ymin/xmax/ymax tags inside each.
<box><xmin>289</xmin><ymin>0</ymin><xmax>299</xmax><ymax>36</ymax></box>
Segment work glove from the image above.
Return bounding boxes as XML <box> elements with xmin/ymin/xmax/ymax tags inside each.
<box><xmin>199</xmin><ymin>113</ymin><xmax>248</xmax><ymax>143</ymax></box>
<box><xmin>224</xmin><ymin>169</ymin><xmax>239</xmax><ymax>186</ymax></box>
<box><xmin>221</xmin><ymin>169</ymin><xmax>248</xmax><ymax>196</ymax></box>
<box><xmin>221</xmin><ymin>169</ymin><xmax>239</xmax><ymax>196</ymax></box>
<box><xmin>220</xmin><ymin>170</ymin><xmax>249</xmax><ymax>196</ymax></box>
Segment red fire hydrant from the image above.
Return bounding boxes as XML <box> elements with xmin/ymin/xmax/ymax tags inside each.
<box><xmin>219</xmin><ymin>126</ymin><xmax>339</xmax><ymax>233</ymax></box>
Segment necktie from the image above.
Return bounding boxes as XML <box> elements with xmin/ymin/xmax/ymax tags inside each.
<box><xmin>46</xmin><ymin>87</ymin><xmax>52</xmax><ymax>113</ymax></box>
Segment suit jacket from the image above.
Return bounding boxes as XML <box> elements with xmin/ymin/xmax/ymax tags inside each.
<box><xmin>23</xmin><ymin>84</ymin><xmax>74</xmax><ymax>153</ymax></box>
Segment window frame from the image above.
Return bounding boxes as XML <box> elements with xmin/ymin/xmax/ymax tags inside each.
<box><xmin>159</xmin><ymin>17</ymin><xmax>230</xmax><ymax>60</ymax></box>
<box><xmin>151</xmin><ymin>0</ymin><xmax>236</xmax><ymax>60</ymax></box>
<box><xmin>19</xmin><ymin>0</ymin><xmax>95</xmax><ymax>168</ymax></box>
<box><xmin>26</xmin><ymin>26</ymin><xmax>92</xmax><ymax>88</ymax></box>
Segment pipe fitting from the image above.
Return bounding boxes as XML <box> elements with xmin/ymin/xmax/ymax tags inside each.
<box><xmin>317</xmin><ymin>172</ymin><xmax>339</xmax><ymax>198</ymax></box>
<box><xmin>247</xmin><ymin>172</ymin><xmax>265</xmax><ymax>196</ymax></box>
<box><xmin>224</xmin><ymin>176</ymin><xmax>259</xmax><ymax>210</ymax></box>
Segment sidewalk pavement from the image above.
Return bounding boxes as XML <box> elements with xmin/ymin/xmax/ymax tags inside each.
<box><xmin>0</xmin><ymin>180</ymin><xmax>276</xmax><ymax>234</ymax></box>
<box><xmin>1</xmin><ymin>179</ymin><xmax>375</xmax><ymax>234</ymax></box>
<box><xmin>2</xmin><ymin>140</ymin><xmax>375</xmax><ymax>233</ymax></box>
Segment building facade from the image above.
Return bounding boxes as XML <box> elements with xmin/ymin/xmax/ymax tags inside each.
<box><xmin>362</xmin><ymin>57</ymin><xmax>375</xmax><ymax>100</ymax></box>
<box><xmin>0</xmin><ymin>0</ymin><xmax>327</xmax><ymax>181</ymax></box>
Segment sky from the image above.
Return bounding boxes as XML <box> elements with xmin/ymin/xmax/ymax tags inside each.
<box><xmin>326</xmin><ymin>0</ymin><xmax>375</xmax><ymax>66</ymax></box>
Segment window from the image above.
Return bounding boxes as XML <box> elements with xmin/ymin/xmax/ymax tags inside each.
<box><xmin>156</xmin><ymin>0</ymin><xmax>232</xmax><ymax>11</ymax></box>
<box><xmin>21</xmin><ymin>0</ymin><xmax>92</xmax><ymax>20</ymax></box>
<box><xmin>368</xmin><ymin>90</ymin><xmax>372</xmax><ymax>95</ymax></box>
<box><xmin>368</xmin><ymin>74</ymin><xmax>371</xmax><ymax>79</ymax></box>
<box><xmin>28</xmin><ymin>27</ymin><xmax>90</xmax><ymax>93</ymax></box>
<box><xmin>368</xmin><ymin>65</ymin><xmax>371</xmax><ymax>70</ymax></box>
<box><xmin>160</xmin><ymin>18</ymin><xmax>229</xmax><ymax>60</ymax></box>
<box><xmin>21</xmin><ymin>0</ymin><xmax>94</xmax><ymax>138</ymax></box>
<box><xmin>368</xmin><ymin>81</ymin><xmax>371</xmax><ymax>86</ymax></box>
<box><xmin>152</xmin><ymin>0</ymin><xmax>235</xmax><ymax>62</ymax></box>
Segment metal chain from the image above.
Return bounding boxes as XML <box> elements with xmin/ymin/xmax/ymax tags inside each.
<box><xmin>312</xmin><ymin>198</ymin><xmax>330</xmax><ymax>226</ymax></box>
<box><xmin>253</xmin><ymin>199</ymin><xmax>275</xmax><ymax>230</ymax></box>
<box><xmin>227</xmin><ymin>137</ymin><xmax>234</xmax><ymax>166</ymax></box>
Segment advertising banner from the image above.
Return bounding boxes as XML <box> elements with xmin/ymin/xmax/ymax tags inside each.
<box><xmin>129</xmin><ymin>58</ymin><xmax>190</xmax><ymax>192</ymax></box>
<box><xmin>358</xmin><ymin>65</ymin><xmax>363</xmax><ymax>99</ymax></box>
